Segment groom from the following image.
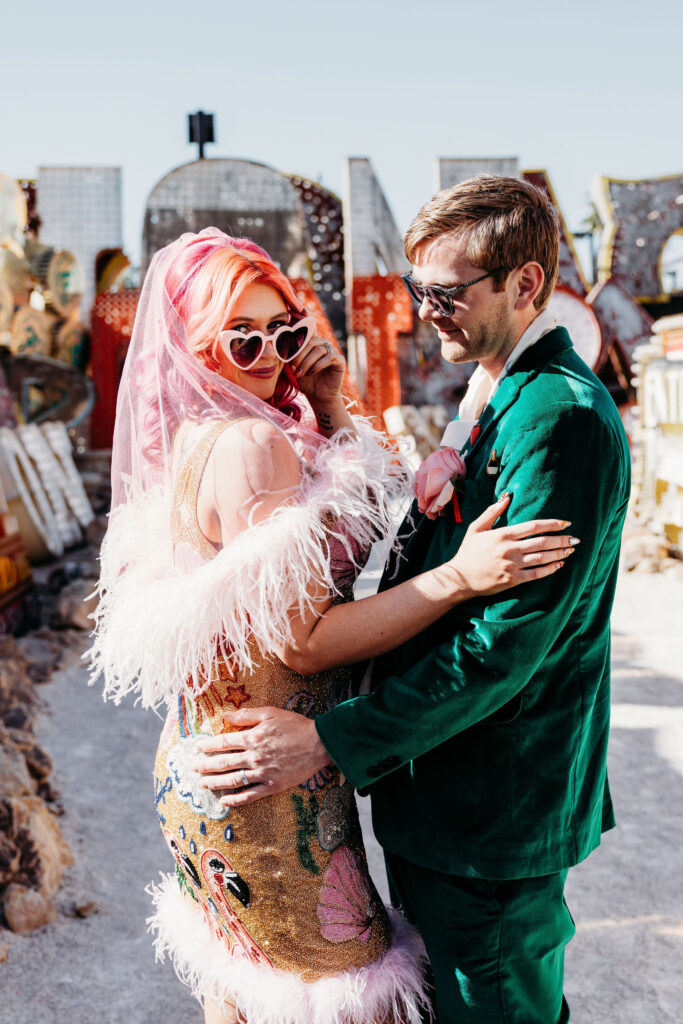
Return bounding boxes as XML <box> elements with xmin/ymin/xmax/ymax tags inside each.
<box><xmin>202</xmin><ymin>176</ymin><xmax>631</xmax><ymax>1022</ymax></box>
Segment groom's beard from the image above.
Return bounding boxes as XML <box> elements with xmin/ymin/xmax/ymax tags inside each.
<box><xmin>435</xmin><ymin>295</ymin><xmax>514</xmax><ymax>367</ymax></box>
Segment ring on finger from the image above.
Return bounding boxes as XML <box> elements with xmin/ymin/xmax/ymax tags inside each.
<box><xmin>240</xmin><ymin>769</ymin><xmax>249</xmax><ymax>788</ymax></box>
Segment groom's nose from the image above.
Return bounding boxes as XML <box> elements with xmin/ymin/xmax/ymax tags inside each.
<box><xmin>419</xmin><ymin>295</ymin><xmax>441</xmax><ymax>322</ymax></box>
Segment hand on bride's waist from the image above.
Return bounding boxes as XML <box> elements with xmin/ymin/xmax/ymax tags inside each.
<box><xmin>191</xmin><ymin>706</ymin><xmax>333</xmax><ymax>807</ymax></box>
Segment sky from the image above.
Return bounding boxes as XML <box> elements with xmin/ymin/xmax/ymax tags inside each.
<box><xmin>2</xmin><ymin>0</ymin><xmax>683</xmax><ymax>269</ymax></box>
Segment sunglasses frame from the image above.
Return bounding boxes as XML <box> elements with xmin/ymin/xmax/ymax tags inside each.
<box><xmin>218</xmin><ymin>315</ymin><xmax>317</xmax><ymax>370</ymax></box>
<box><xmin>401</xmin><ymin>268</ymin><xmax>510</xmax><ymax>317</ymax></box>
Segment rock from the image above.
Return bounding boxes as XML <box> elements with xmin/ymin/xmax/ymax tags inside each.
<box><xmin>0</xmin><ymin>639</ymin><xmax>36</xmax><ymax>710</ymax></box>
<box><xmin>23</xmin><ymin>744</ymin><xmax>53</xmax><ymax>783</ymax></box>
<box><xmin>17</xmin><ymin>627</ymin><xmax>87</xmax><ymax>678</ymax></box>
<box><xmin>74</xmin><ymin>899</ymin><xmax>98</xmax><ymax>918</ymax></box>
<box><xmin>10</xmin><ymin>797</ymin><xmax>73</xmax><ymax>897</ymax></box>
<box><xmin>75</xmin><ymin>559</ymin><xmax>100</xmax><ymax>581</ymax></box>
<box><xmin>3</xmin><ymin>883</ymin><xmax>56</xmax><ymax>932</ymax></box>
<box><xmin>85</xmin><ymin>516</ymin><xmax>108</xmax><ymax>548</ymax></box>
<box><xmin>53</xmin><ymin>631</ymin><xmax>88</xmax><ymax>670</ymax></box>
<box><xmin>1</xmin><ymin>705</ymin><xmax>31</xmax><ymax>730</ymax></box>
<box><xmin>5</xmin><ymin>731</ymin><xmax>53</xmax><ymax>782</ymax></box>
<box><xmin>59</xmin><ymin>559</ymin><xmax>100</xmax><ymax>582</ymax></box>
<box><xmin>0</xmin><ymin>744</ymin><xmax>36</xmax><ymax>800</ymax></box>
<box><xmin>47</xmin><ymin>567</ymin><xmax>70</xmax><ymax>594</ymax></box>
<box><xmin>0</xmin><ymin>798</ymin><xmax>12</xmax><ymax>831</ymax></box>
<box><xmin>52</xmin><ymin>578</ymin><xmax>98</xmax><ymax>631</ymax></box>
<box><xmin>0</xmin><ymin>831</ymin><xmax>20</xmax><ymax>885</ymax></box>
<box><xmin>37</xmin><ymin>779</ymin><xmax>62</xmax><ymax>810</ymax></box>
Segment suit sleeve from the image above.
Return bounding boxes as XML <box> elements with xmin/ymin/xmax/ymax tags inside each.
<box><xmin>315</xmin><ymin>401</ymin><xmax>630</xmax><ymax>792</ymax></box>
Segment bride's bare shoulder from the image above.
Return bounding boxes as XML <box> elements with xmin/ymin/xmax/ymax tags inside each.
<box><xmin>210</xmin><ymin>417</ymin><xmax>302</xmax><ymax>506</ymax></box>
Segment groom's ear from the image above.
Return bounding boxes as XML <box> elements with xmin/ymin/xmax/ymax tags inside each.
<box><xmin>512</xmin><ymin>262</ymin><xmax>545</xmax><ymax>311</ymax></box>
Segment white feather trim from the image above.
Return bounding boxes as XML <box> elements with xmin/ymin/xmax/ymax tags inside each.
<box><xmin>88</xmin><ymin>419</ymin><xmax>413</xmax><ymax>708</ymax></box>
<box><xmin>147</xmin><ymin>871</ymin><xmax>430</xmax><ymax>1024</ymax></box>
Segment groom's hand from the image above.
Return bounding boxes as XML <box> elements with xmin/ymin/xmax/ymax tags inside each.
<box><xmin>192</xmin><ymin>707</ymin><xmax>333</xmax><ymax>807</ymax></box>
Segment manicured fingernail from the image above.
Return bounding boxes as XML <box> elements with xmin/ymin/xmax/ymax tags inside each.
<box><xmin>501</xmin><ymin>491</ymin><xmax>512</xmax><ymax>500</ymax></box>
<box><xmin>569</xmin><ymin>537</ymin><xmax>580</xmax><ymax>546</ymax></box>
<box><xmin>564</xmin><ymin>548</ymin><xmax>575</xmax><ymax>557</ymax></box>
<box><xmin>557</xmin><ymin>560</ymin><xmax>565</xmax><ymax>568</ymax></box>
<box><xmin>561</xmin><ymin>520</ymin><xmax>571</xmax><ymax>528</ymax></box>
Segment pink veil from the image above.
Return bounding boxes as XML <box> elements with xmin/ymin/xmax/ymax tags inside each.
<box><xmin>89</xmin><ymin>229</ymin><xmax>412</xmax><ymax>708</ymax></box>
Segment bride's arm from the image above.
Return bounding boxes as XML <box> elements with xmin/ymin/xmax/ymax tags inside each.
<box><xmin>277</xmin><ymin>499</ymin><xmax>574</xmax><ymax>675</ymax></box>
<box><xmin>208</xmin><ymin>421</ymin><xmax>576</xmax><ymax>675</ymax></box>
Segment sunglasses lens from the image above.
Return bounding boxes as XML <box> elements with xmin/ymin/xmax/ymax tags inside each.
<box><xmin>229</xmin><ymin>335</ymin><xmax>263</xmax><ymax>368</ymax></box>
<box><xmin>429</xmin><ymin>289</ymin><xmax>452</xmax><ymax>316</ymax></box>
<box><xmin>275</xmin><ymin>324</ymin><xmax>309</xmax><ymax>361</ymax></box>
<box><xmin>404</xmin><ymin>277</ymin><xmax>424</xmax><ymax>305</ymax></box>
<box><xmin>404</xmin><ymin>278</ymin><xmax>451</xmax><ymax>315</ymax></box>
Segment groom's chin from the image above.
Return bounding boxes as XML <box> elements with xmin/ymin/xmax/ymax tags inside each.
<box><xmin>439</xmin><ymin>332</ymin><xmax>470</xmax><ymax>364</ymax></box>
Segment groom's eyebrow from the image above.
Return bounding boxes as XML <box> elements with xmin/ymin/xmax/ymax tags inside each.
<box><xmin>411</xmin><ymin>275</ymin><xmax>453</xmax><ymax>289</ymax></box>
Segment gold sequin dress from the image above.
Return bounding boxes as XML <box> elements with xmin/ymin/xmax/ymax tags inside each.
<box><xmin>148</xmin><ymin>423</ymin><xmax>427</xmax><ymax>1024</ymax></box>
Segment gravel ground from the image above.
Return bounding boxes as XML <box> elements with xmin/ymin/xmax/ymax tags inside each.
<box><xmin>1</xmin><ymin>568</ymin><xmax>682</xmax><ymax>1023</ymax></box>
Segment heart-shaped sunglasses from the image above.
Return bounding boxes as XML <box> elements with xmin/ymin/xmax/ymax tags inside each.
<box><xmin>218</xmin><ymin>316</ymin><xmax>317</xmax><ymax>370</ymax></box>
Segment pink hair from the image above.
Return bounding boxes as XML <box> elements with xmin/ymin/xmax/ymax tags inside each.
<box><xmin>137</xmin><ymin>234</ymin><xmax>306</xmax><ymax>468</ymax></box>
<box><xmin>166</xmin><ymin>235</ymin><xmax>306</xmax><ymax>419</ymax></box>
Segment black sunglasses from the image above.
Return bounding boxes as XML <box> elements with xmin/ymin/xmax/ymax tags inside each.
<box><xmin>401</xmin><ymin>268</ymin><xmax>509</xmax><ymax>316</ymax></box>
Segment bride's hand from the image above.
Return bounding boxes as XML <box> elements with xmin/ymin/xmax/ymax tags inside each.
<box><xmin>449</xmin><ymin>493</ymin><xmax>579</xmax><ymax>597</ymax></box>
<box><xmin>292</xmin><ymin>336</ymin><xmax>346</xmax><ymax>407</ymax></box>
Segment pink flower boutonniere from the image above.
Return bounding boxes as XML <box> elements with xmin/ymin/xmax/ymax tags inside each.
<box><xmin>415</xmin><ymin>447</ymin><xmax>466</xmax><ymax>522</ymax></box>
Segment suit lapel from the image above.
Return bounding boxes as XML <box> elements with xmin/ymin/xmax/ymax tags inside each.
<box><xmin>462</xmin><ymin>327</ymin><xmax>573</xmax><ymax>462</ymax></box>
<box><xmin>379</xmin><ymin>328</ymin><xmax>574</xmax><ymax>591</ymax></box>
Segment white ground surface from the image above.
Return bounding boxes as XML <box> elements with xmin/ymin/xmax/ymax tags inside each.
<box><xmin>1</xmin><ymin>569</ymin><xmax>682</xmax><ymax>1023</ymax></box>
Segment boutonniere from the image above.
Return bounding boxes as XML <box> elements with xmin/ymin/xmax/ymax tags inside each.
<box><xmin>415</xmin><ymin>447</ymin><xmax>466</xmax><ymax>523</ymax></box>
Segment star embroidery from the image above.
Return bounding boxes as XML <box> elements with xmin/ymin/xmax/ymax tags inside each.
<box><xmin>216</xmin><ymin>660</ymin><xmax>238</xmax><ymax>683</ymax></box>
<box><xmin>225</xmin><ymin>684</ymin><xmax>251</xmax><ymax>710</ymax></box>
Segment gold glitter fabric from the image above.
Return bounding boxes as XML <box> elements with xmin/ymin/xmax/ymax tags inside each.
<box><xmin>152</xmin><ymin>421</ymin><xmax>400</xmax><ymax>993</ymax></box>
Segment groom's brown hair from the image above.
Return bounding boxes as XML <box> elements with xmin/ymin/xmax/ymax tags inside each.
<box><xmin>404</xmin><ymin>175</ymin><xmax>560</xmax><ymax>310</ymax></box>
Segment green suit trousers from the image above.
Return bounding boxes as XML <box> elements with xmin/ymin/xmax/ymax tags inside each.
<box><xmin>385</xmin><ymin>853</ymin><xmax>574</xmax><ymax>1023</ymax></box>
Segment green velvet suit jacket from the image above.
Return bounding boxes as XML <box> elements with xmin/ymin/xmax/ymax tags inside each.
<box><xmin>316</xmin><ymin>327</ymin><xmax>631</xmax><ymax>879</ymax></box>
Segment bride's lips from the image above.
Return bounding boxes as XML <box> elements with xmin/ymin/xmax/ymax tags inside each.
<box><xmin>245</xmin><ymin>365</ymin><xmax>279</xmax><ymax>379</ymax></box>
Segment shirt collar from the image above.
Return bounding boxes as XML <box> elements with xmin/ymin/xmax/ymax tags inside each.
<box><xmin>496</xmin><ymin>308</ymin><xmax>558</xmax><ymax>384</ymax></box>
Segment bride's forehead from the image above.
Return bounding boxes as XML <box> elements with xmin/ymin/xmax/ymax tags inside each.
<box><xmin>229</xmin><ymin>282</ymin><xmax>288</xmax><ymax>320</ymax></box>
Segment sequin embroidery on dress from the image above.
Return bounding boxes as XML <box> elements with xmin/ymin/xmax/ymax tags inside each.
<box><xmin>148</xmin><ymin>420</ymin><xmax>429</xmax><ymax>1024</ymax></box>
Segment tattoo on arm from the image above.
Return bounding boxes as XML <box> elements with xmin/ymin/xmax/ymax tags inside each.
<box><xmin>317</xmin><ymin>412</ymin><xmax>334</xmax><ymax>432</ymax></box>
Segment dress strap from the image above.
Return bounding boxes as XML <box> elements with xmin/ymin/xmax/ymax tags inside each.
<box><xmin>170</xmin><ymin>419</ymin><xmax>248</xmax><ymax>561</ymax></box>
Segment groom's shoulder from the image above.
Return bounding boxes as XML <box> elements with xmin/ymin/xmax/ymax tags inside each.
<box><xmin>498</xmin><ymin>348</ymin><xmax>628</xmax><ymax>470</ymax></box>
<box><xmin>512</xmin><ymin>337</ymin><xmax>623</xmax><ymax>433</ymax></box>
